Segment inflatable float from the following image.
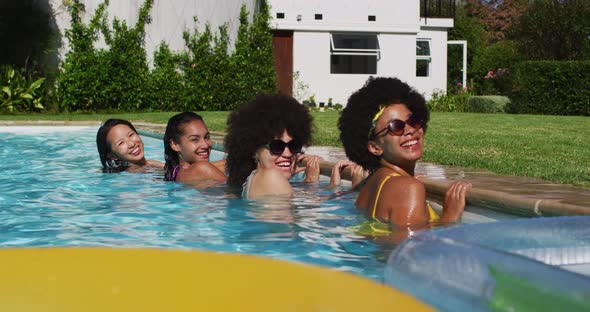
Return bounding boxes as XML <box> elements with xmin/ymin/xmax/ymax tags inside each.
<box><xmin>385</xmin><ymin>216</ymin><xmax>590</xmax><ymax>312</ymax></box>
<box><xmin>0</xmin><ymin>248</ymin><xmax>432</xmax><ymax>311</ymax></box>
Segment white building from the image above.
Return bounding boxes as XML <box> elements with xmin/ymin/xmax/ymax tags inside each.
<box><xmin>50</xmin><ymin>0</ymin><xmax>257</xmax><ymax>61</ymax></box>
<box><xmin>268</xmin><ymin>0</ymin><xmax>455</xmax><ymax>105</ymax></box>
<box><xmin>49</xmin><ymin>0</ymin><xmax>455</xmax><ymax>105</ymax></box>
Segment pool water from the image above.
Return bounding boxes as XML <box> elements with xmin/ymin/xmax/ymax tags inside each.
<box><xmin>0</xmin><ymin>126</ymin><xmax>391</xmax><ymax>280</ymax></box>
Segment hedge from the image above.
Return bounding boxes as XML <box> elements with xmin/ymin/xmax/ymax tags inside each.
<box><xmin>509</xmin><ymin>61</ymin><xmax>590</xmax><ymax>116</ymax></box>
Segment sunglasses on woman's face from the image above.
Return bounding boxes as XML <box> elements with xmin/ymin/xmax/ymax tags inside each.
<box><xmin>371</xmin><ymin>114</ymin><xmax>424</xmax><ymax>139</ymax></box>
<box><xmin>265</xmin><ymin>139</ymin><xmax>303</xmax><ymax>156</ymax></box>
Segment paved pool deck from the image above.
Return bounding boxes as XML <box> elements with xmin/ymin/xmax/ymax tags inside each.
<box><xmin>3</xmin><ymin>120</ymin><xmax>589</xmax><ymax>217</ymax></box>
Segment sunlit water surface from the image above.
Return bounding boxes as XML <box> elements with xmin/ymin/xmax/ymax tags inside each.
<box><xmin>0</xmin><ymin>126</ymin><xmax>391</xmax><ymax>280</ymax></box>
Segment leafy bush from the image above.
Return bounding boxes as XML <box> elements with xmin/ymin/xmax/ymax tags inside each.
<box><xmin>148</xmin><ymin>43</ymin><xmax>186</xmax><ymax>111</ymax></box>
<box><xmin>510</xmin><ymin>61</ymin><xmax>590</xmax><ymax>116</ymax></box>
<box><xmin>57</xmin><ymin>0</ymin><xmax>275</xmax><ymax>112</ymax></box>
<box><xmin>427</xmin><ymin>88</ymin><xmax>473</xmax><ymax>112</ymax></box>
<box><xmin>58</xmin><ymin>0</ymin><xmax>153</xmax><ymax>112</ymax></box>
<box><xmin>468</xmin><ymin>96</ymin><xmax>509</xmax><ymax>113</ymax></box>
<box><xmin>1</xmin><ymin>66</ymin><xmax>45</xmax><ymax>112</ymax></box>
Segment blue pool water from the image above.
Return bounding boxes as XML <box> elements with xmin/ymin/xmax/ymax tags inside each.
<box><xmin>0</xmin><ymin>126</ymin><xmax>389</xmax><ymax>280</ymax></box>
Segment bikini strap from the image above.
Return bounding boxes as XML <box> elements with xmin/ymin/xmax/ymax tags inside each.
<box><xmin>371</xmin><ymin>172</ymin><xmax>401</xmax><ymax>219</ymax></box>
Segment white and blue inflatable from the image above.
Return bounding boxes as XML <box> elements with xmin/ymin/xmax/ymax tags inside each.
<box><xmin>385</xmin><ymin>216</ymin><xmax>590</xmax><ymax>311</ymax></box>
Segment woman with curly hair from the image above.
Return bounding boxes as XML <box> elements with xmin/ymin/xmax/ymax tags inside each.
<box><xmin>225</xmin><ymin>94</ymin><xmax>322</xmax><ymax>199</ymax></box>
<box><xmin>163</xmin><ymin>112</ymin><xmax>226</xmax><ymax>185</ymax></box>
<box><xmin>339</xmin><ymin>77</ymin><xmax>470</xmax><ymax>231</ymax></box>
<box><xmin>96</xmin><ymin>119</ymin><xmax>163</xmax><ymax>173</ymax></box>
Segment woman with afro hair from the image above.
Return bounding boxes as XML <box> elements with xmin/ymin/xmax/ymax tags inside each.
<box><xmin>224</xmin><ymin>94</ymin><xmax>322</xmax><ymax>199</ymax></box>
<box><xmin>339</xmin><ymin>77</ymin><xmax>471</xmax><ymax>232</ymax></box>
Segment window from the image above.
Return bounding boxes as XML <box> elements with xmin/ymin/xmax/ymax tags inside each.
<box><xmin>330</xmin><ymin>33</ymin><xmax>379</xmax><ymax>74</ymax></box>
<box><xmin>416</xmin><ymin>39</ymin><xmax>431</xmax><ymax>77</ymax></box>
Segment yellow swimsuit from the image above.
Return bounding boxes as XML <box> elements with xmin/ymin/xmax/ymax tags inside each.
<box><xmin>354</xmin><ymin>172</ymin><xmax>439</xmax><ymax>236</ymax></box>
<box><xmin>371</xmin><ymin>173</ymin><xmax>439</xmax><ymax>222</ymax></box>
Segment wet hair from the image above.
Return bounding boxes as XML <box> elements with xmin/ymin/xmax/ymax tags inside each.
<box><xmin>163</xmin><ymin>111</ymin><xmax>205</xmax><ymax>181</ymax></box>
<box><xmin>96</xmin><ymin>119</ymin><xmax>139</xmax><ymax>173</ymax></box>
<box><xmin>338</xmin><ymin>77</ymin><xmax>430</xmax><ymax>172</ymax></box>
<box><xmin>224</xmin><ymin>94</ymin><xmax>314</xmax><ymax>188</ymax></box>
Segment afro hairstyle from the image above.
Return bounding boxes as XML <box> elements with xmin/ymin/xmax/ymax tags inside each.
<box><xmin>338</xmin><ymin>77</ymin><xmax>429</xmax><ymax>172</ymax></box>
<box><xmin>224</xmin><ymin>94</ymin><xmax>314</xmax><ymax>188</ymax></box>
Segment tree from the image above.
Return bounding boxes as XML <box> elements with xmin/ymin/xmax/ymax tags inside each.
<box><xmin>0</xmin><ymin>0</ymin><xmax>60</xmax><ymax>78</ymax></box>
<box><xmin>511</xmin><ymin>0</ymin><xmax>590</xmax><ymax>60</ymax></box>
<box><xmin>461</xmin><ymin>0</ymin><xmax>528</xmax><ymax>44</ymax></box>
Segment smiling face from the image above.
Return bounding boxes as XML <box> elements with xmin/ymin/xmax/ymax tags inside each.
<box><xmin>106</xmin><ymin>124</ymin><xmax>146</xmax><ymax>165</ymax></box>
<box><xmin>170</xmin><ymin>119</ymin><xmax>212</xmax><ymax>165</ymax></box>
<box><xmin>255</xmin><ymin>130</ymin><xmax>298</xmax><ymax>180</ymax></box>
<box><xmin>368</xmin><ymin>104</ymin><xmax>425</xmax><ymax>169</ymax></box>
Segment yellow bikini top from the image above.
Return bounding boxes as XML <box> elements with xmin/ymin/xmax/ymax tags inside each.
<box><xmin>353</xmin><ymin>172</ymin><xmax>439</xmax><ymax>237</ymax></box>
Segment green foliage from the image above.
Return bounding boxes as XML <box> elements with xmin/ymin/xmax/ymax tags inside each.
<box><xmin>56</xmin><ymin>0</ymin><xmax>275</xmax><ymax>112</ymax></box>
<box><xmin>58</xmin><ymin>0</ymin><xmax>153</xmax><ymax>112</ymax></box>
<box><xmin>468</xmin><ymin>96</ymin><xmax>509</xmax><ymax>113</ymax></box>
<box><xmin>148</xmin><ymin>44</ymin><xmax>186</xmax><ymax>111</ymax></box>
<box><xmin>0</xmin><ymin>0</ymin><xmax>58</xmax><ymax>73</ymax></box>
<box><xmin>1</xmin><ymin>66</ymin><xmax>45</xmax><ymax>112</ymax></box>
<box><xmin>510</xmin><ymin>61</ymin><xmax>590</xmax><ymax>116</ymax></box>
<box><xmin>427</xmin><ymin>88</ymin><xmax>474</xmax><ymax>112</ymax></box>
<box><xmin>471</xmin><ymin>40</ymin><xmax>523</xmax><ymax>95</ymax></box>
<box><xmin>511</xmin><ymin>0</ymin><xmax>590</xmax><ymax>60</ymax></box>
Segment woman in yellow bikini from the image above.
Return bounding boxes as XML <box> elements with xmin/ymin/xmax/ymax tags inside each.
<box><xmin>339</xmin><ymin>77</ymin><xmax>471</xmax><ymax>238</ymax></box>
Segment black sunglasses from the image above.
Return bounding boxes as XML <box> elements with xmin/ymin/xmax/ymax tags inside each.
<box><xmin>265</xmin><ymin>139</ymin><xmax>303</xmax><ymax>156</ymax></box>
<box><xmin>371</xmin><ymin>114</ymin><xmax>424</xmax><ymax>138</ymax></box>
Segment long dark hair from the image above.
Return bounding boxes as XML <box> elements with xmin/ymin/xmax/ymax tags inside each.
<box><xmin>96</xmin><ymin>119</ymin><xmax>139</xmax><ymax>173</ymax></box>
<box><xmin>224</xmin><ymin>94</ymin><xmax>313</xmax><ymax>188</ymax></box>
<box><xmin>163</xmin><ymin>112</ymin><xmax>204</xmax><ymax>181</ymax></box>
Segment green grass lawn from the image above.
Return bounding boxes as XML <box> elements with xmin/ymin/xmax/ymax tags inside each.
<box><xmin>2</xmin><ymin>111</ymin><xmax>589</xmax><ymax>187</ymax></box>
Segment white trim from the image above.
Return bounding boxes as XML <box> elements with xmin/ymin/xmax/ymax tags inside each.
<box><xmin>447</xmin><ymin>40</ymin><xmax>468</xmax><ymax>88</ymax></box>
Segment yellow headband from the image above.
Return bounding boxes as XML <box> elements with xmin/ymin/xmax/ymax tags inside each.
<box><xmin>368</xmin><ymin>106</ymin><xmax>386</xmax><ymax>138</ymax></box>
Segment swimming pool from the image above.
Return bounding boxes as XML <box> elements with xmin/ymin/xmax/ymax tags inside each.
<box><xmin>0</xmin><ymin>126</ymin><xmax>398</xmax><ymax>280</ymax></box>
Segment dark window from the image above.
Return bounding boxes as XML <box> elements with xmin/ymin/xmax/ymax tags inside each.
<box><xmin>315</xmin><ymin>14</ymin><xmax>323</xmax><ymax>20</ymax></box>
<box><xmin>416</xmin><ymin>39</ymin><xmax>431</xmax><ymax>77</ymax></box>
<box><xmin>276</xmin><ymin>12</ymin><xmax>285</xmax><ymax>19</ymax></box>
<box><xmin>368</xmin><ymin>15</ymin><xmax>376</xmax><ymax>22</ymax></box>
<box><xmin>330</xmin><ymin>34</ymin><xmax>379</xmax><ymax>74</ymax></box>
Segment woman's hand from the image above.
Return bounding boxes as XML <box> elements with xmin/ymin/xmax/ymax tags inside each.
<box><xmin>440</xmin><ymin>181</ymin><xmax>472</xmax><ymax>222</ymax></box>
<box><xmin>329</xmin><ymin>160</ymin><xmax>355</xmax><ymax>187</ymax></box>
<box><xmin>350</xmin><ymin>163</ymin><xmax>369</xmax><ymax>190</ymax></box>
<box><xmin>295</xmin><ymin>154</ymin><xmax>322</xmax><ymax>183</ymax></box>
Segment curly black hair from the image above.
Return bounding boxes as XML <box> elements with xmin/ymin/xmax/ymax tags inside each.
<box><xmin>225</xmin><ymin>94</ymin><xmax>314</xmax><ymax>188</ymax></box>
<box><xmin>338</xmin><ymin>77</ymin><xmax>430</xmax><ymax>172</ymax></box>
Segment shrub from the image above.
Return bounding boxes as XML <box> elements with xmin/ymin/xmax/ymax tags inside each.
<box><xmin>510</xmin><ymin>61</ymin><xmax>590</xmax><ymax>116</ymax></box>
<box><xmin>427</xmin><ymin>88</ymin><xmax>473</xmax><ymax>113</ymax></box>
<box><xmin>57</xmin><ymin>0</ymin><xmax>275</xmax><ymax>112</ymax></box>
<box><xmin>1</xmin><ymin>65</ymin><xmax>45</xmax><ymax>112</ymax></box>
<box><xmin>468</xmin><ymin>96</ymin><xmax>509</xmax><ymax>113</ymax></box>
<box><xmin>148</xmin><ymin>43</ymin><xmax>186</xmax><ymax>111</ymax></box>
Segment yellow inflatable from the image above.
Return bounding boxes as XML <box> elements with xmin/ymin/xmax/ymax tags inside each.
<box><xmin>0</xmin><ymin>248</ymin><xmax>432</xmax><ymax>311</ymax></box>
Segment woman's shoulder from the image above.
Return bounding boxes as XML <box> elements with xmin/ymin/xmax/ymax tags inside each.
<box><xmin>248</xmin><ymin>169</ymin><xmax>292</xmax><ymax>198</ymax></box>
<box><xmin>146</xmin><ymin>159</ymin><xmax>164</xmax><ymax>169</ymax></box>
